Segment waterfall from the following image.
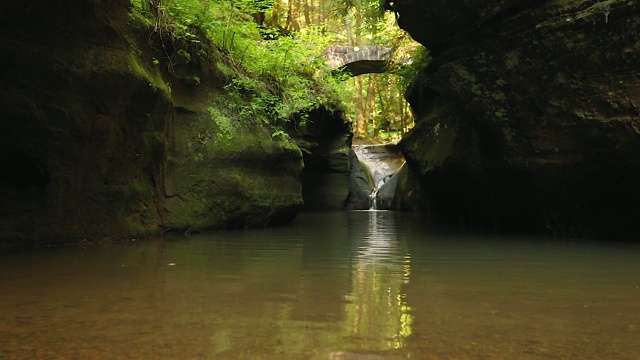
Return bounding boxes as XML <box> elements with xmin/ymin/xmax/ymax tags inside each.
<box><xmin>369</xmin><ymin>177</ymin><xmax>390</xmax><ymax>210</ymax></box>
<box><xmin>369</xmin><ymin>188</ymin><xmax>379</xmax><ymax>210</ymax></box>
<box><xmin>350</xmin><ymin>143</ymin><xmax>405</xmax><ymax>211</ymax></box>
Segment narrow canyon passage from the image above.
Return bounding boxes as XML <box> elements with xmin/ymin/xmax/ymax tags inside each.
<box><xmin>1</xmin><ymin>1</ymin><xmax>639</xmax><ymax>359</ymax></box>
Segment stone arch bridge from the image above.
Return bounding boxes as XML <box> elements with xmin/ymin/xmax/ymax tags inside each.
<box><xmin>323</xmin><ymin>45</ymin><xmax>408</xmax><ymax>77</ymax></box>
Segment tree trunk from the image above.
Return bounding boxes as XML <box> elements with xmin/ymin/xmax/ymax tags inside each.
<box><xmin>285</xmin><ymin>0</ymin><xmax>300</xmax><ymax>32</ymax></box>
<box><xmin>398</xmin><ymin>94</ymin><xmax>405</xmax><ymax>134</ymax></box>
<box><xmin>302</xmin><ymin>0</ymin><xmax>311</xmax><ymax>26</ymax></box>
<box><xmin>376</xmin><ymin>77</ymin><xmax>388</xmax><ymax>138</ymax></box>
<box><xmin>365</xmin><ymin>74</ymin><xmax>376</xmax><ymax>138</ymax></box>
<box><xmin>355</xmin><ymin>77</ymin><xmax>367</xmax><ymax>137</ymax></box>
<box><xmin>269</xmin><ymin>0</ymin><xmax>281</xmax><ymax>27</ymax></box>
<box><xmin>345</xmin><ymin>12</ymin><xmax>353</xmax><ymax>46</ymax></box>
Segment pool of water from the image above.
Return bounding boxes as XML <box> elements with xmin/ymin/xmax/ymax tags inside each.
<box><xmin>1</xmin><ymin>211</ymin><xmax>639</xmax><ymax>359</ymax></box>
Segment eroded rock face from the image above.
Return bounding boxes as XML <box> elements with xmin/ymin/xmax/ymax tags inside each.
<box><xmin>394</xmin><ymin>0</ymin><xmax>640</xmax><ymax>238</ymax></box>
<box><xmin>0</xmin><ymin>1</ymin><xmax>305</xmax><ymax>245</ymax></box>
<box><xmin>287</xmin><ymin>109</ymin><xmax>353</xmax><ymax>211</ymax></box>
<box><xmin>348</xmin><ymin>143</ymin><xmax>406</xmax><ymax>210</ymax></box>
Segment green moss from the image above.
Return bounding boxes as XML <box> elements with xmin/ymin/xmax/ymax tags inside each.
<box><xmin>176</xmin><ymin>49</ymin><xmax>191</xmax><ymax>62</ymax></box>
<box><xmin>128</xmin><ymin>7</ymin><xmax>154</xmax><ymax>28</ymax></box>
<box><xmin>281</xmin><ymin>139</ymin><xmax>303</xmax><ymax>156</ymax></box>
<box><xmin>207</xmin><ymin>106</ymin><xmax>236</xmax><ymax>139</ymax></box>
<box><xmin>504</xmin><ymin>51</ymin><xmax>520</xmax><ymax>70</ymax></box>
<box><xmin>128</xmin><ymin>52</ymin><xmax>147</xmax><ymax>79</ymax></box>
<box><xmin>216</xmin><ymin>62</ymin><xmax>236</xmax><ymax>79</ymax></box>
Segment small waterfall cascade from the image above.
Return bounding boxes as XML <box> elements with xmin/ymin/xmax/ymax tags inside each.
<box><xmin>369</xmin><ymin>177</ymin><xmax>390</xmax><ymax>210</ymax></box>
<box><xmin>351</xmin><ymin>143</ymin><xmax>405</xmax><ymax>211</ymax></box>
<box><xmin>369</xmin><ymin>187</ymin><xmax>379</xmax><ymax>210</ymax></box>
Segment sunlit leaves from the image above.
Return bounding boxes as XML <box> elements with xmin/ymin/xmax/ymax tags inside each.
<box><xmin>135</xmin><ymin>0</ymin><xmax>427</xmax><ymax>140</ymax></box>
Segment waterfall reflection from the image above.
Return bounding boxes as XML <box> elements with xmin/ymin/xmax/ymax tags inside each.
<box><xmin>344</xmin><ymin>211</ymin><xmax>413</xmax><ymax>351</ymax></box>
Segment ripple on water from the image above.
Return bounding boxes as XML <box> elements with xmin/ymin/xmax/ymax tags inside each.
<box><xmin>0</xmin><ymin>211</ymin><xmax>639</xmax><ymax>359</ymax></box>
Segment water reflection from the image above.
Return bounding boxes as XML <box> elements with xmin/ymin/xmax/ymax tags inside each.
<box><xmin>1</xmin><ymin>212</ymin><xmax>639</xmax><ymax>359</ymax></box>
<box><xmin>344</xmin><ymin>211</ymin><xmax>413</xmax><ymax>351</ymax></box>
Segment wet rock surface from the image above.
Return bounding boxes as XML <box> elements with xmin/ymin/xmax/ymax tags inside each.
<box><xmin>0</xmin><ymin>1</ymin><xmax>309</xmax><ymax>245</ymax></box>
<box><xmin>394</xmin><ymin>0</ymin><xmax>640</xmax><ymax>238</ymax></box>
<box><xmin>287</xmin><ymin>109</ymin><xmax>353</xmax><ymax>211</ymax></box>
<box><xmin>347</xmin><ymin>143</ymin><xmax>405</xmax><ymax>210</ymax></box>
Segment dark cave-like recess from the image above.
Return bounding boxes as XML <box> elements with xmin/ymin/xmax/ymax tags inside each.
<box><xmin>0</xmin><ymin>144</ymin><xmax>49</xmax><ymax>215</ymax></box>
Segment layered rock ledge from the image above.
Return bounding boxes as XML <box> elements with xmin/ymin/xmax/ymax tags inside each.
<box><xmin>393</xmin><ymin>0</ymin><xmax>640</xmax><ymax>239</ymax></box>
<box><xmin>0</xmin><ymin>0</ymin><xmax>347</xmax><ymax>245</ymax></box>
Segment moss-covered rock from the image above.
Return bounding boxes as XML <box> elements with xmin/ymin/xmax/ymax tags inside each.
<box><xmin>163</xmin><ymin>101</ymin><xmax>303</xmax><ymax>232</ymax></box>
<box><xmin>0</xmin><ymin>0</ymin><xmax>309</xmax><ymax>245</ymax></box>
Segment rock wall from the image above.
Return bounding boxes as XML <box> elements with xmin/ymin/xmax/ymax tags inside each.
<box><xmin>347</xmin><ymin>144</ymin><xmax>406</xmax><ymax>210</ymax></box>
<box><xmin>0</xmin><ymin>0</ymin><xmax>310</xmax><ymax>245</ymax></box>
<box><xmin>286</xmin><ymin>109</ymin><xmax>353</xmax><ymax>211</ymax></box>
<box><xmin>393</xmin><ymin>0</ymin><xmax>640</xmax><ymax>239</ymax></box>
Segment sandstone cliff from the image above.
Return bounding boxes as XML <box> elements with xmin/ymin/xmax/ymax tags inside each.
<box><xmin>0</xmin><ymin>0</ymin><xmax>345</xmax><ymax>245</ymax></box>
<box><xmin>393</xmin><ymin>0</ymin><xmax>640</xmax><ymax>238</ymax></box>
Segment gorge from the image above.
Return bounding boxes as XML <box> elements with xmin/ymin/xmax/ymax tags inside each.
<box><xmin>0</xmin><ymin>0</ymin><xmax>639</xmax><ymax>245</ymax></box>
<box><xmin>1</xmin><ymin>1</ymin><xmax>640</xmax><ymax>359</ymax></box>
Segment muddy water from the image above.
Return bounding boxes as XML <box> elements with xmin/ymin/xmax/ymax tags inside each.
<box><xmin>1</xmin><ymin>211</ymin><xmax>639</xmax><ymax>359</ymax></box>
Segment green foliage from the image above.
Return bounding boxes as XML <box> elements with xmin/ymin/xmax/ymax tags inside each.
<box><xmin>271</xmin><ymin>129</ymin><xmax>290</xmax><ymax>140</ymax></box>
<box><xmin>130</xmin><ymin>0</ymin><xmax>153</xmax><ymax>16</ymax></box>
<box><xmin>140</xmin><ymin>0</ymin><xmax>344</xmax><ymax>127</ymax></box>
<box><xmin>399</xmin><ymin>45</ymin><xmax>430</xmax><ymax>84</ymax></box>
<box><xmin>132</xmin><ymin>0</ymin><xmax>425</xmax><ymax>142</ymax></box>
<box><xmin>330</xmin><ymin>0</ymin><xmax>387</xmax><ymax>32</ymax></box>
<box><xmin>235</xmin><ymin>0</ymin><xmax>276</xmax><ymax>14</ymax></box>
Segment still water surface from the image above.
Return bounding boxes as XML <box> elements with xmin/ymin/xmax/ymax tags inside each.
<box><xmin>1</xmin><ymin>211</ymin><xmax>639</xmax><ymax>359</ymax></box>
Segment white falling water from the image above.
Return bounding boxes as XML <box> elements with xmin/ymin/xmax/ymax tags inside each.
<box><xmin>353</xmin><ymin>143</ymin><xmax>405</xmax><ymax>211</ymax></box>
<box><xmin>369</xmin><ymin>188</ymin><xmax>379</xmax><ymax>210</ymax></box>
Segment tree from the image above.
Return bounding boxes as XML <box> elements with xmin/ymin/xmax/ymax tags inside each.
<box><xmin>151</xmin><ymin>0</ymin><xmax>425</xmax><ymax>142</ymax></box>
